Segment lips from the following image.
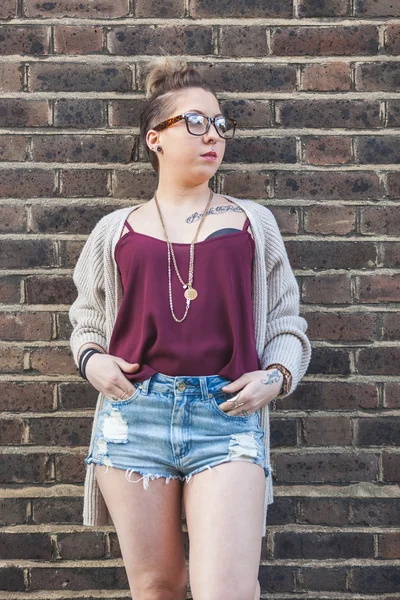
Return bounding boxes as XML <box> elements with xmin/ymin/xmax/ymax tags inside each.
<box><xmin>201</xmin><ymin>151</ymin><xmax>217</xmax><ymax>157</ymax></box>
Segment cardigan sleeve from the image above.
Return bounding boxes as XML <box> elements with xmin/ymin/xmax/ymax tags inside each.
<box><xmin>68</xmin><ymin>220</ymin><xmax>108</xmax><ymax>368</ymax></box>
<box><xmin>259</xmin><ymin>208</ymin><xmax>312</xmax><ymax>396</ymax></box>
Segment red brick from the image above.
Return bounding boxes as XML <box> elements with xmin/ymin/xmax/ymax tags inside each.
<box><xmin>267</xmin><ymin>206</ymin><xmax>299</xmax><ymax>234</ymax></box>
<box><xmin>302</xmin><ymin>136</ymin><xmax>353</xmax><ymax>165</ymax></box>
<box><xmin>0</xmin><ymin>382</ymin><xmax>54</xmax><ymax>412</ymax></box>
<box><xmin>272</xmin><ymin>26</ymin><xmax>379</xmax><ymax>56</ymax></box>
<box><xmin>304</xmin><ymin>205</ymin><xmax>356</xmax><ymax>235</ymax></box>
<box><xmin>0</xmin><ymin>99</ymin><xmax>49</xmax><ymax>127</ymax></box>
<box><xmin>0</xmin><ymin>453</ymin><xmax>51</xmax><ymax>483</ymax></box>
<box><xmin>29</xmin><ymin>63</ymin><xmax>132</xmax><ymax>92</ymax></box>
<box><xmin>30</xmin><ymin>205</ymin><xmax>115</xmax><ymax>235</ymax></box>
<box><xmin>24</xmin><ymin>0</ymin><xmax>129</xmax><ymax>17</ymax></box>
<box><xmin>54</xmin><ymin>26</ymin><xmax>103</xmax><ymax>54</ymax></box>
<box><xmin>382</xmin><ymin>452</ymin><xmax>400</xmax><ymax>482</ymax></box>
<box><xmin>0</xmin><ymin>203</ymin><xmax>26</xmax><ymax>231</ymax></box>
<box><xmin>0</xmin><ymin>418</ymin><xmax>24</xmax><ymax>444</ymax></box>
<box><xmin>361</xmin><ymin>206</ymin><xmax>400</xmax><ymax>235</ymax></box>
<box><xmin>384</xmin><ymin>382</ymin><xmax>400</xmax><ymax>408</ymax></box>
<box><xmin>0</xmin><ymin>26</ymin><xmax>50</xmax><ymax>55</ymax></box>
<box><xmin>32</xmin><ymin>497</ymin><xmax>83</xmax><ymax>524</ymax></box>
<box><xmin>299</xmin><ymin>498</ymin><xmax>349</xmax><ymax>526</ymax></box>
<box><xmin>0</xmin><ymin>276</ymin><xmax>21</xmax><ymax>303</ymax></box>
<box><xmin>0</xmin><ymin>63</ymin><xmax>23</xmax><ymax>92</ymax></box>
<box><xmin>0</xmin><ymin>346</ymin><xmax>23</xmax><ymax>372</ymax></box>
<box><xmin>385</xmin><ymin>24</ymin><xmax>400</xmax><ymax>54</ymax></box>
<box><xmin>379</xmin><ymin>533</ymin><xmax>400</xmax><ymax>558</ymax></box>
<box><xmin>0</xmin><ymin>169</ymin><xmax>55</xmax><ymax>198</ymax></box>
<box><xmin>60</xmin><ymin>169</ymin><xmax>109</xmax><ymax>197</ymax></box>
<box><xmin>55</xmin><ymin>453</ymin><xmax>86</xmax><ymax>483</ymax></box>
<box><xmin>0</xmin><ymin>239</ymin><xmax>55</xmax><ymax>268</ymax></box>
<box><xmin>222</xmin><ymin>172</ymin><xmax>272</xmax><ymax>200</ymax></box>
<box><xmin>301</xmin><ymin>62</ymin><xmax>351</xmax><ymax>91</ymax></box>
<box><xmin>355</xmin><ymin>0</ymin><xmax>400</xmax><ymax>16</ymax></box>
<box><xmin>0</xmin><ymin>311</ymin><xmax>52</xmax><ymax>341</ymax></box>
<box><xmin>0</xmin><ymin>0</ymin><xmax>18</xmax><ymax>19</ymax></box>
<box><xmin>25</xmin><ymin>275</ymin><xmax>76</xmax><ymax>304</ymax></box>
<box><xmin>274</xmin><ymin>452</ymin><xmax>379</xmax><ymax>483</ymax></box>
<box><xmin>28</xmin><ymin>416</ymin><xmax>92</xmax><ymax>446</ymax></box>
<box><xmin>382</xmin><ymin>242</ymin><xmax>400</xmax><ymax>268</ymax></box>
<box><xmin>275</xmin><ymin>170</ymin><xmax>381</xmax><ymax>200</ymax></box>
<box><xmin>286</xmin><ymin>240</ymin><xmax>377</xmax><ymax>270</ymax></box>
<box><xmin>30</xmin><ymin>347</ymin><xmax>75</xmax><ymax>376</ymax></box>
<box><xmin>359</xmin><ymin>274</ymin><xmax>400</xmax><ymax>303</ymax></box>
<box><xmin>31</xmin><ymin>134</ymin><xmax>134</xmax><ymax>163</ymax></box>
<box><xmin>190</xmin><ymin>0</ymin><xmax>292</xmax><ymax>17</ymax></box>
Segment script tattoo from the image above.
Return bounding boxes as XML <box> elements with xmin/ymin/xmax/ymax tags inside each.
<box><xmin>186</xmin><ymin>205</ymin><xmax>243</xmax><ymax>224</ymax></box>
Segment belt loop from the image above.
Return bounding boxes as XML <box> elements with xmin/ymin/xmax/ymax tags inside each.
<box><xmin>200</xmin><ymin>376</ymin><xmax>208</xmax><ymax>402</ymax></box>
<box><xmin>139</xmin><ymin>375</ymin><xmax>152</xmax><ymax>395</ymax></box>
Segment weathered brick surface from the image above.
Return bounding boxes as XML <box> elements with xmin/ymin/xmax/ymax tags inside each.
<box><xmin>0</xmin><ymin>3</ymin><xmax>399</xmax><ymax>598</ymax></box>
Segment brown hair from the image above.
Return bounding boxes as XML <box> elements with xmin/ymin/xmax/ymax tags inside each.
<box><xmin>140</xmin><ymin>54</ymin><xmax>218</xmax><ymax>175</ymax></box>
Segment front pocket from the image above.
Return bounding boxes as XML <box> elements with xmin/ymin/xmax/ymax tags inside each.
<box><xmin>105</xmin><ymin>382</ymin><xmax>141</xmax><ymax>406</ymax></box>
<box><xmin>210</xmin><ymin>392</ymin><xmax>256</xmax><ymax>421</ymax></box>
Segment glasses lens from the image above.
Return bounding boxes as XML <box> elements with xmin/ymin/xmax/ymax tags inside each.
<box><xmin>186</xmin><ymin>114</ymin><xmax>235</xmax><ymax>138</ymax></box>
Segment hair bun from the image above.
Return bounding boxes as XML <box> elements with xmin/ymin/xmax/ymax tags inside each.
<box><xmin>145</xmin><ymin>53</ymin><xmax>197</xmax><ymax>100</ymax></box>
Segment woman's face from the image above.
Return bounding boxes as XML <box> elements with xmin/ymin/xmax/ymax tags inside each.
<box><xmin>147</xmin><ymin>87</ymin><xmax>227</xmax><ymax>183</ymax></box>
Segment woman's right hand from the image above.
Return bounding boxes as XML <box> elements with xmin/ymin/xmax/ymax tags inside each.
<box><xmin>84</xmin><ymin>352</ymin><xmax>140</xmax><ymax>400</ymax></box>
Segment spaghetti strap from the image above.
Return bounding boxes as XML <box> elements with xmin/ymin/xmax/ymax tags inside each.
<box><xmin>124</xmin><ymin>219</ymin><xmax>134</xmax><ymax>233</ymax></box>
<box><xmin>242</xmin><ymin>216</ymin><xmax>250</xmax><ymax>231</ymax></box>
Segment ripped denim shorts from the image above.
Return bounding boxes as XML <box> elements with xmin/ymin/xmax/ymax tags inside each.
<box><xmin>84</xmin><ymin>371</ymin><xmax>270</xmax><ymax>487</ymax></box>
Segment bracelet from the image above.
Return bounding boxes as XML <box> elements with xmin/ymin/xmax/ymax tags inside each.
<box><xmin>78</xmin><ymin>348</ymin><xmax>103</xmax><ymax>380</ymax></box>
<box><xmin>265</xmin><ymin>363</ymin><xmax>293</xmax><ymax>410</ymax></box>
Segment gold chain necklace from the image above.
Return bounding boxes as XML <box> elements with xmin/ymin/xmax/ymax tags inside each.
<box><xmin>154</xmin><ymin>187</ymin><xmax>214</xmax><ymax>323</ymax></box>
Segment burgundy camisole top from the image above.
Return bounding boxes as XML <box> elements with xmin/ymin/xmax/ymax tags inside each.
<box><xmin>108</xmin><ymin>213</ymin><xmax>261</xmax><ymax>383</ymax></box>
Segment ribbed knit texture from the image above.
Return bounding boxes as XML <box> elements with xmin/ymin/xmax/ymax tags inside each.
<box><xmin>69</xmin><ymin>195</ymin><xmax>312</xmax><ymax>538</ymax></box>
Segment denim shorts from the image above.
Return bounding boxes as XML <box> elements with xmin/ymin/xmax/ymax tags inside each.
<box><xmin>85</xmin><ymin>372</ymin><xmax>270</xmax><ymax>486</ymax></box>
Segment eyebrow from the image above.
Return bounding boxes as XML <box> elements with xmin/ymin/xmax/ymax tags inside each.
<box><xmin>186</xmin><ymin>109</ymin><xmax>224</xmax><ymax>117</ymax></box>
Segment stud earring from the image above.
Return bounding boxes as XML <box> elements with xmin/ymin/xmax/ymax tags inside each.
<box><xmin>156</xmin><ymin>146</ymin><xmax>162</xmax><ymax>152</ymax></box>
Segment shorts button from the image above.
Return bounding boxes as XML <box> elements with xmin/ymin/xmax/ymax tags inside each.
<box><xmin>178</xmin><ymin>382</ymin><xmax>187</xmax><ymax>391</ymax></box>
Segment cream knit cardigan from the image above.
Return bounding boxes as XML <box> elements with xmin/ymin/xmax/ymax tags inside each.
<box><xmin>68</xmin><ymin>194</ymin><xmax>312</xmax><ymax>538</ymax></box>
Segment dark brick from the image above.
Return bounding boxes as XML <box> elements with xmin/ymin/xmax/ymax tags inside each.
<box><xmin>283</xmin><ymin>381</ymin><xmax>378</xmax><ymax>411</ymax></box>
<box><xmin>382</xmin><ymin>312</ymin><xmax>400</xmax><ymax>340</ymax></box>
<box><xmin>387</xmin><ymin>100</ymin><xmax>400</xmax><ymax>126</ymax></box>
<box><xmin>355</xmin><ymin>0</ymin><xmax>400</xmax><ymax>16</ymax></box>
<box><xmin>0</xmin><ymin>99</ymin><xmax>49</xmax><ymax>127</ymax></box>
<box><xmin>191</xmin><ymin>0</ymin><xmax>292</xmax><ymax>17</ymax></box>
<box><xmin>0</xmin><ymin>203</ymin><xmax>26</xmax><ymax>231</ymax></box>
<box><xmin>356</xmin><ymin>418</ymin><xmax>400</xmax><ymax>446</ymax></box>
<box><xmin>382</xmin><ymin>242</ymin><xmax>400</xmax><ymax>268</ymax></box>
<box><xmin>0</xmin><ymin>382</ymin><xmax>54</xmax><ymax>412</ymax></box>
<box><xmin>356</xmin><ymin>62</ymin><xmax>400</xmax><ymax>91</ymax></box>
<box><xmin>0</xmin><ymin>26</ymin><xmax>49</xmax><ymax>55</ymax></box>
<box><xmin>383</xmin><ymin>452</ymin><xmax>400</xmax><ymax>482</ymax></box>
<box><xmin>222</xmin><ymin>136</ymin><xmax>296</xmax><ymax>164</ymax></box>
<box><xmin>270</xmin><ymin>418</ymin><xmax>298</xmax><ymax>448</ymax></box>
<box><xmin>56</xmin><ymin>312</ymin><xmax>73</xmax><ymax>341</ymax></box>
<box><xmin>285</xmin><ymin>240</ymin><xmax>377</xmax><ymax>270</ymax></box>
<box><xmin>302</xmin><ymin>416</ymin><xmax>352</xmax><ymax>446</ymax></box>
<box><xmin>108</xmin><ymin>25</ymin><xmax>212</xmax><ymax>55</ymax></box>
<box><xmin>275</xmin><ymin>532</ymin><xmax>373</xmax><ymax>559</ymax></box>
<box><xmin>258</xmin><ymin>564</ymin><xmax>296</xmax><ymax>593</ymax></box>
<box><xmin>0</xmin><ymin>136</ymin><xmax>27</xmax><ymax>162</ymax></box>
<box><xmin>350</xmin><ymin>566</ymin><xmax>400</xmax><ymax>593</ymax></box>
<box><xmin>28</xmin><ymin>416</ymin><xmax>92</xmax><ymax>446</ymax></box>
<box><xmin>0</xmin><ymin>498</ymin><xmax>28</xmax><ymax>526</ymax></box>
<box><xmin>304</xmin><ymin>205</ymin><xmax>356</xmax><ymax>233</ymax></box>
<box><xmin>137</xmin><ymin>61</ymin><xmax>297</xmax><ymax>93</ymax></box>
<box><xmin>299</xmin><ymin>0</ymin><xmax>350</xmax><ymax>16</ymax></box>
<box><xmin>59</xmin><ymin>381</ymin><xmax>99</xmax><ymax>410</ymax></box>
<box><xmin>302</xmin><ymin>274</ymin><xmax>352</xmax><ymax>304</ymax></box>
<box><xmin>54</xmin><ymin>26</ymin><xmax>103</xmax><ymax>54</ymax></box>
<box><xmin>300</xmin><ymin>566</ymin><xmax>348</xmax><ymax>592</ymax></box>
<box><xmin>0</xmin><ymin>567</ymin><xmax>25</xmax><ymax>591</ymax></box>
<box><xmin>0</xmin><ymin>417</ymin><xmax>24</xmax><ymax>444</ymax></box>
<box><xmin>55</xmin><ymin>453</ymin><xmax>86</xmax><ymax>483</ymax></box>
<box><xmin>0</xmin><ymin>0</ymin><xmax>18</xmax><ymax>19</ymax></box>
<box><xmin>385</xmin><ymin>382</ymin><xmax>400</xmax><ymax>408</ymax></box>
<box><xmin>31</xmin><ymin>134</ymin><xmax>134</xmax><ymax>163</ymax></box>
<box><xmin>30</xmin><ymin>566</ymin><xmax>128</xmax><ymax>590</ymax></box>
<box><xmin>54</xmin><ymin>99</ymin><xmax>105</xmax><ymax>128</ymax></box>
<box><xmin>299</xmin><ymin>498</ymin><xmax>349</xmax><ymax>526</ymax></box>
<box><xmin>57</xmin><ymin>532</ymin><xmax>106</xmax><ymax>559</ymax></box>
<box><xmin>275</xmin><ymin>170</ymin><xmax>381</xmax><ymax>200</ymax></box>
<box><xmin>307</xmin><ymin>347</ymin><xmax>351</xmax><ymax>375</ymax></box>
<box><xmin>0</xmin><ymin>239</ymin><xmax>55</xmax><ymax>268</ymax></box>
<box><xmin>25</xmin><ymin>0</ymin><xmax>129</xmax><ymax>17</ymax></box>
<box><xmin>220</xmin><ymin>26</ymin><xmax>268</xmax><ymax>57</ymax></box>
<box><xmin>0</xmin><ymin>276</ymin><xmax>21</xmax><ymax>304</ymax></box>
<box><xmin>272</xmin><ymin>26</ymin><xmax>378</xmax><ymax>56</ymax></box>
<box><xmin>0</xmin><ymin>453</ymin><xmax>51</xmax><ymax>483</ymax></box>
<box><xmin>277</xmin><ymin>100</ymin><xmax>380</xmax><ymax>129</ymax></box>
<box><xmin>0</xmin><ymin>169</ymin><xmax>55</xmax><ymax>198</ymax></box>
<box><xmin>351</xmin><ymin>499</ymin><xmax>400</xmax><ymax>526</ymax></box>
<box><xmin>32</xmin><ymin>497</ymin><xmax>83</xmax><ymax>524</ymax></box>
<box><xmin>357</xmin><ymin>347</ymin><xmax>400</xmax><ymax>375</ymax></box>
<box><xmin>30</xmin><ymin>204</ymin><xmax>115</xmax><ymax>234</ymax></box>
<box><xmin>306</xmin><ymin>311</ymin><xmax>375</xmax><ymax>341</ymax></box>
<box><xmin>385</xmin><ymin>25</ymin><xmax>400</xmax><ymax>55</ymax></box>
<box><xmin>30</xmin><ymin>63</ymin><xmax>132</xmax><ymax>92</ymax></box>
<box><xmin>274</xmin><ymin>452</ymin><xmax>379</xmax><ymax>483</ymax></box>
<box><xmin>301</xmin><ymin>62</ymin><xmax>351</xmax><ymax>91</ymax></box>
<box><xmin>0</xmin><ymin>532</ymin><xmax>52</xmax><ymax>559</ymax></box>
<box><xmin>357</xmin><ymin>136</ymin><xmax>400</xmax><ymax>163</ymax></box>
<box><xmin>0</xmin><ymin>346</ymin><xmax>23</xmax><ymax>372</ymax></box>
<box><xmin>60</xmin><ymin>169</ymin><xmax>109</xmax><ymax>197</ymax></box>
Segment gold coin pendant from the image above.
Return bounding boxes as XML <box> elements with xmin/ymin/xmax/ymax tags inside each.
<box><xmin>184</xmin><ymin>286</ymin><xmax>198</xmax><ymax>300</ymax></box>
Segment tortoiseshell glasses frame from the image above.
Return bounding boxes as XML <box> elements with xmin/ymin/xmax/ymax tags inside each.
<box><xmin>153</xmin><ymin>113</ymin><xmax>237</xmax><ymax>139</ymax></box>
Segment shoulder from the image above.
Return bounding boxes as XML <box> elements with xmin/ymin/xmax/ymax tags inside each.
<box><xmin>88</xmin><ymin>206</ymin><xmax>135</xmax><ymax>240</ymax></box>
<box><xmin>228</xmin><ymin>196</ymin><xmax>281</xmax><ymax>232</ymax></box>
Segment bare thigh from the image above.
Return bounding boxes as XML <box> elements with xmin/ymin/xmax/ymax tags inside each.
<box><xmin>95</xmin><ymin>464</ymin><xmax>187</xmax><ymax>598</ymax></box>
<box><xmin>183</xmin><ymin>461</ymin><xmax>265</xmax><ymax>600</ymax></box>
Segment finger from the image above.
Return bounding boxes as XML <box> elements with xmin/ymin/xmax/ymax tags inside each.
<box><xmin>105</xmin><ymin>382</ymin><xmax>136</xmax><ymax>401</ymax></box>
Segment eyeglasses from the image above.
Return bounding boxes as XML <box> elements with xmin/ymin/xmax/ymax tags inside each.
<box><xmin>153</xmin><ymin>113</ymin><xmax>237</xmax><ymax>139</ymax></box>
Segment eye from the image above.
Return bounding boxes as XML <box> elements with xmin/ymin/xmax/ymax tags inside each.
<box><xmin>187</xmin><ymin>114</ymin><xmax>206</xmax><ymax>125</ymax></box>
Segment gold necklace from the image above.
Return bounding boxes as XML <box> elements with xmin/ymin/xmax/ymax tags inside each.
<box><xmin>154</xmin><ymin>187</ymin><xmax>214</xmax><ymax>323</ymax></box>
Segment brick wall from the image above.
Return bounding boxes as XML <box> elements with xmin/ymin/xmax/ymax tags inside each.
<box><xmin>1</xmin><ymin>0</ymin><xmax>399</xmax><ymax>598</ymax></box>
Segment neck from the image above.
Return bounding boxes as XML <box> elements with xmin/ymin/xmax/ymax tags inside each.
<box><xmin>153</xmin><ymin>180</ymin><xmax>213</xmax><ymax>211</ymax></box>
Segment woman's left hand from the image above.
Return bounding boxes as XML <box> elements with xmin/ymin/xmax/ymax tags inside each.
<box><xmin>219</xmin><ymin>369</ymin><xmax>283</xmax><ymax>416</ymax></box>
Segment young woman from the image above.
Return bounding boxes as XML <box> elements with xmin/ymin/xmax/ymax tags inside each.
<box><xmin>69</xmin><ymin>56</ymin><xmax>312</xmax><ymax>600</ymax></box>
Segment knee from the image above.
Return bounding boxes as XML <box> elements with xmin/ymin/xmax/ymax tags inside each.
<box><xmin>134</xmin><ymin>581</ymin><xmax>187</xmax><ymax>600</ymax></box>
